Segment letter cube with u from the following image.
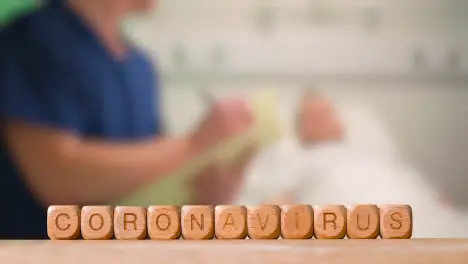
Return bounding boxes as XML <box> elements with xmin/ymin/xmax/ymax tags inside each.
<box><xmin>347</xmin><ymin>205</ymin><xmax>379</xmax><ymax>239</ymax></box>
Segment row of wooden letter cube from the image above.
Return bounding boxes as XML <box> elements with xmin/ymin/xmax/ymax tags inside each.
<box><xmin>47</xmin><ymin>204</ymin><xmax>412</xmax><ymax>240</ymax></box>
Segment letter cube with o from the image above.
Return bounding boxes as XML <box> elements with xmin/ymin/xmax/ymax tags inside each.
<box><xmin>147</xmin><ymin>206</ymin><xmax>181</xmax><ymax>239</ymax></box>
<box><xmin>81</xmin><ymin>206</ymin><xmax>114</xmax><ymax>240</ymax></box>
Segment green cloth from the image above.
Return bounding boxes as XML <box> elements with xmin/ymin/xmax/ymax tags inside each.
<box><xmin>0</xmin><ymin>0</ymin><xmax>37</xmax><ymax>26</ymax></box>
<box><xmin>119</xmin><ymin>92</ymin><xmax>282</xmax><ymax>206</ymax></box>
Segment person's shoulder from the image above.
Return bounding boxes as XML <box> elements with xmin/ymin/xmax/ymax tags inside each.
<box><xmin>2</xmin><ymin>6</ymin><xmax>73</xmax><ymax>56</ymax></box>
<box><xmin>128</xmin><ymin>47</ymin><xmax>160</xmax><ymax>86</ymax></box>
<box><xmin>131</xmin><ymin>47</ymin><xmax>151</xmax><ymax>62</ymax></box>
<box><xmin>3</xmin><ymin>6</ymin><xmax>56</xmax><ymax>36</ymax></box>
<box><xmin>131</xmin><ymin>47</ymin><xmax>158</xmax><ymax>70</ymax></box>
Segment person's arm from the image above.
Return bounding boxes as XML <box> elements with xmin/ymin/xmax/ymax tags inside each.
<box><xmin>3</xmin><ymin>121</ymin><xmax>200</xmax><ymax>205</ymax></box>
<box><xmin>1</xmin><ymin>32</ymin><xmax>253</xmax><ymax>207</ymax></box>
<box><xmin>0</xmin><ymin>33</ymin><xmax>199</xmax><ymax>206</ymax></box>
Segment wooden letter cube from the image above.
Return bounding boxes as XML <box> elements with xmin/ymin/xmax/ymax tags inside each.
<box><xmin>114</xmin><ymin>206</ymin><xmax>147</xmax><ymax>240</ymax></box>
<box><xmin>147</xmin><ymin>206</ymin><xmax>181</xmax><ymax>239</ymax></box>
<box><xmin>81</xmin><ymin>206</ymin><xmax>114</xmax><ymax>240</ymax></box>
<box><xmin>314</xmin><ymin>205</ymin><xmax>346</xmax><ymax>239</ymax></box>
<box><xmin>215</xmin><ymin>205</ymin><xmax>247</xmax><ymax>239</ymax></box>
<box><xmin>247</xmin><ymin>205</ymin><xmax>280</xmax><ymax>239</ymax></box>
<box><xmin>281</xmin><ymin>205</ymin><xmax>314</xmax><ymax>239</ymax></box>
<box><xmin>347</xmin><ymin>204</ymin><xmax>379</xmax><ymax>239</ymax></box>
<box><xmin>47</xmin><ymin>205</ymin><xmax>80</xmax><ymax>240</ymax></box>
<box><xmin>181</xmin><ymin>206</ymin><xmax>214</xmax><ymax>239</ymax></box>
<box><xmin>379</xmin><ymin>205</ymin><xmax>412</xmax><ymax>239</ymax></box>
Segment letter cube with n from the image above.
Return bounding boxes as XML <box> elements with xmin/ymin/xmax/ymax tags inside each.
<box><xmin>181</xmin><ymin>206</ymin><xmax>214</xmax><ymax>239</ymax></box>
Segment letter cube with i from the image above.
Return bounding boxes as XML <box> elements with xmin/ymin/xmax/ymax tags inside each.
<box><xmin>281</xmin><ymin>205</ymin><xmax>314</xmax><ymax>239</ymax></box>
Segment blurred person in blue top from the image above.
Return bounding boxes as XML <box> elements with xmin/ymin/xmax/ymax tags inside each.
<box><xmin>0</xmin><ymin>0</ymin><xmax>255</xmax><ymax>239</ymax></box>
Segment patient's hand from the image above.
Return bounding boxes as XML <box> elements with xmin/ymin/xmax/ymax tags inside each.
<box><xmin>190</xmin><ymin>146</ymin><xmax>257</xmax><ymax>205</ymax></box>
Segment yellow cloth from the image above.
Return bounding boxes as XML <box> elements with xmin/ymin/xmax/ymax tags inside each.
<box><xmin>118</xmin><ymin>91</ymin><xmax>282</xmax><ymax>206</ymax></box>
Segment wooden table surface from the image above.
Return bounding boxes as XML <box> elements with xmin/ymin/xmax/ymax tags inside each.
<box><xmin>1</xmin><ymin>239</ymin><xmax>468</xmax><ymax>264</ymax></box>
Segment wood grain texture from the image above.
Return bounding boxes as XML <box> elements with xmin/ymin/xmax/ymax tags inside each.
<box><xmin>247</xmin><ymin>205</ymin><xmax>281</xmax><ymax>239</ymax></box>
<box><xmin>347</xmin><ymin>204</ymin><xmax>379</xmax><ymax>239</ymax></box>
<box><xmin>114</xmin><ymin>207</ymin><xmax>147</xmax><ymax>240</ymax></box>
<box><xmin>181</xmin><ymin>206</ymin><xmax>215</xmax><ymax>239</ymax></box>
<box><xmin>81</xmin><ymin>206</ymin><xmax>114</xmax><ymax>240</ymax></box>
<box><xmin>379</xmin><ymin>205</ymin><xmax>412</xmax><ymax>239</ymax></box>
<box><xmin>314</xmin><ymin>205</ymin><xmax>347</xmax><ymax>239</ymax></box>
<box><xmin>147</xmin><ymin>206</ymin><xmax>181</xmax><ymax>240</ymax></box>
<box><xmin>47</xmin><ymin>205</ymin><xmax>80</xmax><ymax>240</ymax></box>
<box><xmin>280</xmin><ymin>205</ymin><xmax>314</xmax><ymax>239</ymax></box>
<box><xmin>0</xmin><ymin>240</ymin><xmax>467</xmax><ymax>264</ymax></box>
<box><xmin>215</xmin><ymin>206</ymin><xmax>248</xmax><ymax>239</ymax></box>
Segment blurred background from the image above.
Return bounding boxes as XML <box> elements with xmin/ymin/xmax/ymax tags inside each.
<box><xmin>2</xmin><ymin>0</ymin><xmax>468</xmax><ymax>208</ymax></box>
<box><xmin>124</xmin><ymin>0</ymin><xmax>468</xmax><ymax>206</ymax></box>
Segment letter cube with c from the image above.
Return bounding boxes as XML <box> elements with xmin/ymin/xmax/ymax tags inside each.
<box><xmin>47</xmin><ymin>205</ymin><xmax>80</xmax><ymax>240</ymax></box>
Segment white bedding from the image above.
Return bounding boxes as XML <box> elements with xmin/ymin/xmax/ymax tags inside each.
<box><xmin>237</xmin><ymin>106</ymin><xmax>468</xmax><ymax>238</ymax></box>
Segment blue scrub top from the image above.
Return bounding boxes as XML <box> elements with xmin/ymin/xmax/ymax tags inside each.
<box><xmin>0</xmin><ymin>2</ymin><xmax>161</xmax><ymax>238</ymax></box>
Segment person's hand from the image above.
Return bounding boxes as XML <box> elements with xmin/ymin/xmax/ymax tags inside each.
<box><xmin>189</xmin><ymin>98</ymin><xmax>254</xmax><ymax>152</ymax></box>
<box><xmin>190</xmin><ymin>145</ymin><xmax>257</xmax><ymax>205</ymax></box>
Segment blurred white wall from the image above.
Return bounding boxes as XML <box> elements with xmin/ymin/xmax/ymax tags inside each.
<box><xmin>126</xmin><ymin>0</ymin><xmax>468</xmax><ymax>201</ymax></box>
